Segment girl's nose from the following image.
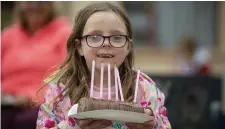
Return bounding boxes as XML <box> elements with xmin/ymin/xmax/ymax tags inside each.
<box><xmin>102</xmin><ymin>38</ymin><xmax>112</xmax><ymax>47</ymax></box>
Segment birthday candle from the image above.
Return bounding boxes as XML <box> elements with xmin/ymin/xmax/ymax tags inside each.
<box><xmin>100</xmin><ymin>62</ymin><xmax>104</xmax><ymax>99</ymax></box>
<box><xmin>114</xmin><ymin>65</ymin><xmax>119</xmax><ymax>101</ymax></box>
<box><xmin>108</xmin><ymin>63</ymin><xmax>111</xmax><ymax>100</ymax></box>
<box><xmin>133</xmin><ymin>69</ymin><xmax>140</xmax><ymax>103</ymax></box>
<box><xmin>116</xmin><ymin>68</ymin><xmax>124</xmax><ymax>102</ymax></box>
<box><xmin>90</xmin><ymin>60</ymin><xmax>95</xmax><ymax>97</ymax></box>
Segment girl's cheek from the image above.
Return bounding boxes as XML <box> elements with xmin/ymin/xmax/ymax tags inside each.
<box><xmin>91</xmin><ymin>48</ymin><xmax>98</xmax><ymax>56</ymax></box>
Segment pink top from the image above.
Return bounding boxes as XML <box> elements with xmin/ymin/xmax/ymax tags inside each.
<box><xmin>36</xmin><ymin>72</ymin><xmax>171</xmax><ymax>129</ymax></box>
<box><xmin>1</xmin><ymin>17</ymin><xmax>72</xmax><ymax>101</ymax></box>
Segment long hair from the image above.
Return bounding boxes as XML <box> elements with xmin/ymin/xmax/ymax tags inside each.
<box><xmin>43</xmin><ymin>2</ymin><xmax>136</xmax><ymax>105</ymax></box>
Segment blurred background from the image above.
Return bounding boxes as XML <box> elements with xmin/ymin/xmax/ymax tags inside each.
<box><xmin>1</xmin><ymin>1</ymin><xmax>225</xmax><ymax>129</ymax></box>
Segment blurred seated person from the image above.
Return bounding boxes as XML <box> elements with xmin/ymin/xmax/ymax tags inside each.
<box><xmin>177</xmin><ymin>37</ymin><xmax>211</xmax><ymax>76</ymax></box>
<box><xmin>1</xmin><ymin>1</ymin><xmax>72</xmax><ymax>129</ymax></box>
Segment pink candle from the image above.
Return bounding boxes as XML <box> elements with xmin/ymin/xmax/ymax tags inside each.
<box><xmin>108</xmin><ymin>63</ymin><xmax>111</xmax><ymax>100</ymax></box>
<box><xmin>114</xmin><ymin>65</ymin><xmax>119</xmax><ymax>101</ymax></box>
<box><xmin>90</xmin><ymin>60</ymin><xmax>95</xmax><ymax>97</ymax></box>
<box><xmin>133</xmin><ymin>69</ymin><xmax>140</xmax><ymax>103</ymax></box>
<box><xmin>116</xmin><ymin>68</ymin><xmax>124</xmax><ymax>102</ymax></box>
<box><xmin>100</xmin><ymin>62</ymin><xmax>104</xmax><ymax>99</ymax></box>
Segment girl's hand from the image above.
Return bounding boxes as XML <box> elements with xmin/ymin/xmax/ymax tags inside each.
<box><xmin>76</xmin><ymin>118</ymin><xmax>112</xmax><ymax>129</ymax></box>
<box><xmin>126</xmin><ymin>109</ymin><xmax>155</xmax><ymax>129</ymax></box>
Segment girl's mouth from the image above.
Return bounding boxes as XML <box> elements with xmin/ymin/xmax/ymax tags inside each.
<box><xmin>97</xmin><ymin>54</ymin><xmax>115</xmax><ymax>58</ymax></box>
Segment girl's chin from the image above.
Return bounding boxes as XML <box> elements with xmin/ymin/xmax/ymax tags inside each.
<box><xmin>96</xmin><ymin>59</ymin><xmax>115</xmax><ymax>64</ymax></box>
<box><xmin>95</xmin><ymin>60</ymin><xmax>118</xmax><ymax>67</ymax></box>
<box><xmin>88</xmin><ymin>59</ymin><xmax>123</xmax><ymax>71</ymax></box>
<box><xmin>94</xmin><ymin>65</ymin><xmax>116</xmax><ymax>72</ymax></box>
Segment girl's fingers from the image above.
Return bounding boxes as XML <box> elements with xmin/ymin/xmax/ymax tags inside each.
<box><xmin>126</xmin><ymin>123</ymin><xmax>146</xmax><ymax>129</ymax></box>
<box><xmin>143</xmin><ymin>120</ymin><xmax>155</xmax><ymax>129</ymax></box>
<box><xmin>95</xmin><ymin>120</ymin><xmax>112</xmax><ymax>129</ymax></box>
<box><xmin>126</xmin><ymin>123</ymin><xmax>136</xmax><ymax>129</ymax></box>
<box><xmin>127</xmin><ymin>120</ymin><xmax>155</xmax><ymax>129</ymax></box>
<box><xmin>82</xmin><ymin>120</ymin><xmax>112</xmax><ymax>129</ymax></box>
<box><xmin>144</xmin><ymin>119</ymin><xmax>155</xmax><ymax>124</ymax></box>
<box><xmin>77</xmin><ymin>118</ymin><xmax>93</xmax><ymax>127</ymax></box>
<box><xmin>144</xmin><ymin>109</ymin><xmax>153</xmax><ymax>116</ymax></box>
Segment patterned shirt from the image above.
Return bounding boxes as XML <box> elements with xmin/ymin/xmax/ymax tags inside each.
<box><xmin>36</xmin><ymin>72</ymin><xmax>171</xmax><ymax>129</ymax></box>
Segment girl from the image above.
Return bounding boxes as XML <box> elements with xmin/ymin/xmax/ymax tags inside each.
<box><xmin>36</xmin><ymin>2</ymin><xmax>171</xmax><ymax>129</ymax></box>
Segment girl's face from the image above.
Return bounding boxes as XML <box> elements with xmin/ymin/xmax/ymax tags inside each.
<box><xmin>78</xmin><ymin>11</ymin><xmax>132</xmax><ymax>71</ymax></box>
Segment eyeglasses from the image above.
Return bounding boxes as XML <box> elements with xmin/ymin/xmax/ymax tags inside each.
<box><xmin>81</xmin><ymin>35</ymin><xmax>129</xmax><ymax>48</ymax></box>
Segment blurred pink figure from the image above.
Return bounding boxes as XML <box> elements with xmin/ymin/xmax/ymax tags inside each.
<box><xmin>1</xmin><ymin>1</ymin><xmax>72</xmax><ymax>102</ymax></box>
<box><xmin>1</xmin><ymin>1</ymin><xmax>72</xmax><ymax>129</ymax></box>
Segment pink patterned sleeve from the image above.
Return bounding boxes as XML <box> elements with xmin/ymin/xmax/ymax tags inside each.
<box><xmin>153</xmin><ymin>89</ymin><xmax>172</xmax><ymax>129</ymax></box>
<box><xmin>139</xmin><ymin>73</ymin><xmax>172</xmax><ymax>129</ymax></box>
<box><xmin>36</xmin><ymin>83</ymin><xmax>80</xmax><ymax>129</ymax></box>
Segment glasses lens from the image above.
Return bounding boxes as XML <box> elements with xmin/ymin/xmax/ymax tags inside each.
<box><xmin>87</xmin><ymin>35</ymin><xmax>103</xmax><ymax>47</ymax></box>
<box><xmin>110</xmin><ymin>36</ymin><xmax>127</xmax><ymax>47</ymax></box>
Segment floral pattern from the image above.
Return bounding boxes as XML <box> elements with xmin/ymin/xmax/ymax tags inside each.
<box><xmin>36</xmin><ymin>72</ymin><xmax>171</xmax><ymax>129</ymax></box>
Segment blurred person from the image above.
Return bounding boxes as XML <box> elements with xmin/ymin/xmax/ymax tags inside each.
<box><xmin>177</xmin><ymin>37</ymin><xmax>211</xmax><ymax>76</ymax></box>
<box><xmin>1</xmin><ymin>1</ymin><xmax>72</xmax><ymax>129</ymax></box>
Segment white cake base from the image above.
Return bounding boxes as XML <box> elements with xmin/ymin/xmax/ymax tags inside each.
<box><xmin>68</xmin><ymin>104</ymin><xmax>154</xmax><ymax>123</ymax></box>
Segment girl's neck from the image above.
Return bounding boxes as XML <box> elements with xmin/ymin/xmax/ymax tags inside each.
<box><xmin>93</xmin><ymin>69</ymin><xmax>116</xmax><ymax>88</ymax></box>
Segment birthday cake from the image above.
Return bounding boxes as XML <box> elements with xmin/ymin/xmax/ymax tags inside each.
<box><xmin>77</xmin><ymin>97</ymin><xmax>144</xmax><ymax>113</ymax></box>
<box><xmin>68</xmin><ymin>62</ymin><xmax>153</xmax><ymax>123</ymax></box>
<box><xmin>76</xmin><ymin>62</ymin><xmax>145</xmax><ymax>113</ymax></box>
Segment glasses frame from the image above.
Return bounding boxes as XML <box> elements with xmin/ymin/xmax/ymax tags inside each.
<box><xmin>81</xmin><ymin>35</ymin><xmax>130</xmax><ymax>48</ymax></box>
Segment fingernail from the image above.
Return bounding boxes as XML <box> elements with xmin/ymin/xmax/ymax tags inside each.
<box><xmin>144</xmin><ymin>109</ymin><xmax>152</xmax><ymax>115</ymax></box>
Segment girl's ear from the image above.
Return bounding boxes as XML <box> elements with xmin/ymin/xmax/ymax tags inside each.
<box><xmin>76</xmin><ymin>39</ymin><xmax>84</xmax><ymax>56</ymax></box>
<box><xmin>127</xmin><ymin>39</ymin><xmax>133</xmax><ymax>56</ymax></box>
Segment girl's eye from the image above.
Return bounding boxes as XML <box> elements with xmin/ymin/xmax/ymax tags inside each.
<box><xmin>112</xmin><ymin>36</ymin><xmax>122</xmax><ymax>40</ymax></box>
<box><xmin>111</xmin><ymin>36</ymin><xmax>126</xmax><ymax>43</ymax></box>
<box><xmin>88</xmin><ymin>35</ymin><xmax>102</xmax><ymax>42</ymax></box>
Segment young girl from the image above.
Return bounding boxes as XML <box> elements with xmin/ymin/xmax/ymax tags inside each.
<box><xmin>36</xmin><ymin>2</ymin><xmax>171</xmax><ymax>129</ymax></box>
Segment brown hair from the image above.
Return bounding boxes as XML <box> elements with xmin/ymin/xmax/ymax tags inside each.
<box><xmin>16</xmin><ymin>1</ymin><xmax>56</xmax><ymax>31</ymax></box>
<box><xmin>43</xmin><ymin>2</ymin><xmax>135</xmax><ymax>105</ymax></box>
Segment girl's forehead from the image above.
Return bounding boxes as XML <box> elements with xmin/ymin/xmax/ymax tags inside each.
<box><xmin>83</xmin><ymin>11</ymin><xmax>127</xmax><ymax>34</ymax></box>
